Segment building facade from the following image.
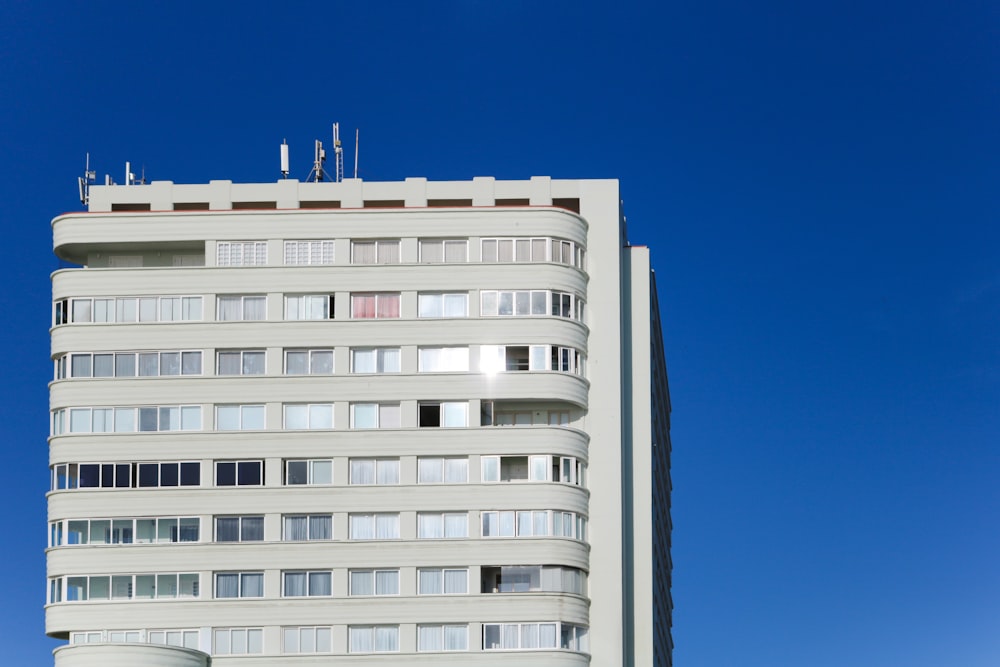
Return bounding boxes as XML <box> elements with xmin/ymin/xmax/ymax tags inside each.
<box><xmin>46</xmin><ymin>176</ymin><xmax>672</xmax><ymax>666</ymax></box>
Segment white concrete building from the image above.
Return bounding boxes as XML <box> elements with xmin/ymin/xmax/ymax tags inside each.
<box><xmin>47</xmin><ymin>175</ymin><xmax>673</xmax><ymax>666</ymax></box>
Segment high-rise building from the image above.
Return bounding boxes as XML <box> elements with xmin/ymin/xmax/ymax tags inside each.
<box><xmin>46</xmin><ymin>175</ymin><xmax>672</xmax><ymax>666</ymax></box>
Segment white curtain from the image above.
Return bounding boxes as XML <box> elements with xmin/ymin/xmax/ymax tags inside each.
<box><xmin>285</xmin><ymin>516</ymin><xmax>309</xmax><ymax>542</ymax></box>
<box><xmin>309</xmin><ymin>404</ymin><xmax>333</xmax><ymax>429</ymax></box>
<box><xmin>378</xmin><ymin>404</ymin><xmax>401</xmax><ymax>427</ymax></box>
<box><xmin>375</xmin><ymin>626</ymin><xmax>398</xmax><ymax>652</ymax></box>
<box><xmin>419</xmin><ymin>569</ymin><xmax>441</xmax><ymax>594</ymax></box>
<box><xmin>285</xmin><ymin>572</ymin><xmax>306</xmax><ymax>597</ymax></box>
<box><xmin>217</xmin><ymin>296</ymin><xmax>240</xmax><ymax>321</ymax></box>
<box><xmin>241</xmin><ymin>573</ymin><xmax>263</xmax><ymax>597</ymax></box>
<box><xmin>444</xmin><ymin>625</ymin><xmax>467</xmax><ymax>650</ymax></box>
<box><xmin>418</xmin><ymin>458</ymin><xmax>442</xmax><ymax>483</ymax></box>
<box><xmin>443</xmin><ymin>293</ymin><xmax>467</xmax><ymax>317</ymax></box>
<box><xmin>350</xmin><ymin>515</ymin><xmax>374</xmax><ymax>540</ymax></box>
<box><xmin>352</xmin><ymin>349</ymin><xmax>376</xmax><ymax>373</ymax></box>
<box><xmin>443</xmin><ymin>569</ymin><xmax>467</xmax><ymax>594</ymax></box>
<box><xmin>420</xmin><ymin>240</ymin><xmax>443</xmax><ymax>263</ymax></box>
<box><xmin>350</xmin><ymin>627</ymin><xmax>373</xmax><ymax>653</ymax></box>
<box><xmin>445</xmin><ymin>513</ymin><xmax>467</xmax><ymax>538</ymax></box>
<box><xmin>309</xmin><ymin>515</ymin><xmax>331</xmax><ymax>539</ymax></box>
<box><xmin>350</xmin><ymin>571</ymin><xmax>373</xmax><ymax>595</ymax></box>
<box><xmin>376</xmin><ymin>460</ymin><xmax>399</xmax><ymax>484</ymax></box>
<box><xmin>376</xmin><ymin>514</ymin><xmax>399</xmax><ymax>539</ymax></box>
<box><xmin>351</xmin><ymin>460</ymin><xmax>375</xmax><ymax>484</ymax></box>
<box><xmin>308</xmin><ymin>572</ymin><xmax>331</xmax><ymax>596</ymax></box>
<box><xmin>376</xmin><ymin>570</ymin><xmax>398</xmax><ymax>595</ymax></box>
<box><xmin>377</xmin><ymin>241</ymin><xmax>399</xmax><ymax>264</ymax></box>
<box><xmin>216</xmin><ymin>573</ymin><xmax>238</xmax><ymax>598</ymax></box>
<box><xmin>444</xmin><ymin>240</ymin><xmax>467</xmax><ymax>262</ymax></box>
<box><xmin>244</xmin><ymin>296</ymin><xmax>266</xmax><ymax>320</ymax></box>
<box><xmin>539</xmin><ymin>623</ymin><xmax>558</xmax><ymax>648</ymax></box>
<box><xmin>418</xmin><ymin>514</ymin><xmax>443</xmax><ymax>539</ymax></box>
<box><xmin>352</xmin><ymin>241</ymin><xmax>376</xmax><ymax>264</ymax></box>
<box><xmin>419</xmin><ymin>626</ymin><xmax>442</xmax><ymax>651</ymax></box>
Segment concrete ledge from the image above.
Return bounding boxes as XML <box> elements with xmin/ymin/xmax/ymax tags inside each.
<box><xmin>54</xmin><ymin>642</ymin><xmax>209</xmax><ymax>667</ymax></box>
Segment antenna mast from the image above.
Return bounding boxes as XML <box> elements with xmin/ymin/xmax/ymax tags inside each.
<box><xmin>78</xmin><ymin>153</ymin><xmax>96</xmax><ymax>205</ymax></box>
<box><xmin>280</xmin><ymin>140</ymin><xmax>290</xmax><ymax>179</ymax></box>
<box><xmin>354</xmin><ymin>128</ymin><xmax>359</xmax><ymax>179</ymax></box>
<box><xmin>333</xmin><ymin>123</ymin><xmax>344</xmax><ymax>183</ymax></box>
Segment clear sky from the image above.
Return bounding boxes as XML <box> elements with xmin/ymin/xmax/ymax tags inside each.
<box><xmin>1</xmin><ymin>1</ymin><xmax>997</xmax><ymax>665</ymax></box>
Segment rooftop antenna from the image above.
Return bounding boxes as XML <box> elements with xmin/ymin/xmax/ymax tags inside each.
<box><xmin>125</xmin><ymin>161</ymin><xmax>136</xmax><ymax>186</ymax></box>
<box><xmin>78</xmin><ymin>153</ymin><xmax>96</xmax><ymax>205</ymax></box>
<box><xmin>333</xmin><ymin>123</ymin><xmax>344</xmax><ymax>183</ymax></box>
<box><xmin>305</xmin><ymin>139</ymin><xmax>332</xmax><ymax>182</ymax></box>
<box><xmin>354</xmin><ymin>128</ymin><xmax>359</xmax><ymax>179</ymax></box>
<box><xmin>280</xmin><ymin>140</ymin><xmax>290</xmax><ymax>179</ymax></box>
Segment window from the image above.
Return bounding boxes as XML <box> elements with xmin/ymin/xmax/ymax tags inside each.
<box><xmin>55</xmin><ymin>573</ymin><xmax>198</xmax><ymax>602</ymax></box>
<box><xmin>418</xmin><ymin>347</ymin><xmax>469</xmax><ymax>372</ymax></box>
<box><xmin>284</xmin><ymin>460</ymin><xmax>332</xmax><ymax>485</ymax></box>
<box><xmin>53</xmin><ymin>406</ymin><xmax>202</xmax><ymax>434</ymax></box>
<box><xmin>148</xmin><ymin>630</ymin><xmax>200</xmax><ymax>649</ymax></box>
<box><xmin>351</xmin><ymin>240</ymin><xmax>400</xmax><ymax>264</ymax></box>
<box><xmin>51</xmin><ymin>517</ymin><xmax>199</xmax><ymax>546</ymax></box>
<box><xmin>417</xmin><ymin>457</ymin><xmax>468</xmax><ymax>484</ymax></box>
<box><xmin>283</xmin><ymin>515</ymin><xmax>332</xmax><ymax>541</ymax></box>
<box><xmin>284</xmin><ymin>349</ymin><xmax>333</xmax><ymax>375</ymax></box>
<box><xmin>350</xmin><ymin>293</ymin><xmax>400</xmax><ymax>319</ymax></box>
<box><xmin>349</xmin><ymin>458</ymin><xmax>399</xmax><ymax>485</ymax></box>
<box><xmin>57</xmin><ymin>296</ymin><xmax>202</xmax><ymax>324</ymax></box>
<box><xmin>350</xmin><ymin>403</ymin><xmax>401</xmax><ymax>429</ymax></box>
<box><xmin>418</xmin><ymin>293</ymin><xmax>468</xmax><ymax>318</ymax></box>
<box><xmin>284</xmin><ymin>294</ymin><xmax>333</xmax><ymax>320</ymax></box>
<box><xmin>217</xmin><ymin>241</ymin><xmax>267</xmax><ymax>267</ymax></box>
<box><xmin>481</xmin><ymin>455</ymin><xmax>549</xmax><ymax>482</ymax></box>
<box><xmin>49</xmin><ymin>462</ymin><xmax>201</xmax><ymax>490</ymax></box>
<box><xmin>481</xmin><ymin>510</ymin><xmax>586</xmax><ymax>540</ymax></box>
<box><xmin>418</xmin><ymin>402</ymin><xmax>468</xmax><ymax>427</ymax></box>
<box><xmin>417</xmin><ymin>568</ymin><xmax>468</xmax><ymax>595</ymax></box>
<box><xmin>283</xmin><ymin>404</ymin><xmax>334</xmax><ymax>430</ymax></box>
<box><xmin>349</xmin><ymin>513</ymin><xmax>399</xmax><ymax>540</ymax></box>
<box><xmin>479</xmin><ymin>290</ymin><xmax>583</xmax><ymax>320</ymax></box>
<box><xmin>479</xmin><ymin>402</ymin><xmax>571</xmax><ymax>428</ymax></box>
<box><xmin>419</xmin><ymin>239</ymin><xmax>468</xmax><ymax>263</ymax></box>
<box><xmin>417</xmin><ymin>512</ymin><xmax>468</xmax><ymax>539</ymax></box>
<box><xmin>418</xmin><ymin>625</ymin><xmax>468</xmax><ymax>652</ymax></box>
<box><xmin>214</xmin><ymin>628</ymin><xmax>263</xmax><ymax>655</ymax></box>
<box><xmin>216</xmin><ymin>350</ymin><xmax>265</xmax><ymax>375</ymax></box>
<box><xmin>481</xmin><ymin>566</ymin><xmax>587</xmax><ymax>595</ymax></box>
<box><xmin>215</xmin><ymin>573</ymin><xmax>263</xmax><ymax>598</ymax></box>
<box><xmin>350</xmin><ymin>347</ymin><xmax>400</xmax><ymax>373</ymax></box>
<box><xmin>217</xmin><ymin>295</ymin><xmax>266</xmax><ymax>321</ymax></box>
<box><xmin>483</xmin><ymin>623</ymin><xmax>581</xmax><ymax>651</ymax></box>
<box><xmin>215</xmin><ymin>461</ymin><xmax>263</xmax><ymax>487</ymax></box>
<box><xmin>349</xmin><ymin>626</ymin><xmax>399</xmax><ymax>653</ymax></box>
<box><xmin>349</xmin><ymin>569</ymin><xmax>399</xmax><ymax>596</ymax></box>
<box><xmin>283</xmin><ymin>571</ymin><xmax>332</xmax><ymax>597</ymax></box>
<box><xmin>61</xmin><ymin>351</ymin><xmax>202</xmax><ymax>378</ymax></box>
<box><xmin>215</xmin><ymin>516</ymin><xmax>263</xmax><ymax>542</ymax></box>
<box><xmin>215</xmin><ymin>405</ymin><xmax>265</xmax><ymax>430</ymax></box>
<box><xmin>481</xmin><ymin>237</ymin><xmax>549</xmax><ymax>263</ymax></box>
<box><xmin>284</xmin><ymin>240</ymin><xmax>334</xmax><ymax>265</ymax></box>
<box><xmin>283</xmin><ymin>627</ymin><xmax>332</xmax><ymax>654</ymax></box>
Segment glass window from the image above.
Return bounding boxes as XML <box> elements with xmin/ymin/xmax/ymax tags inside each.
<box><xmin>418</xmin><ymin>347</ymin><xmax>469</xmax><ymax>372</ymax></box>
<box><xmin>284</xmin><ymin>349</ymin><xmax>334</xmax><ymax>375</ymax></box>
<box><xmin>351</xmin><ymin>348</ymin><xmax>400</xmax><ymax>373</ymax></box>
<box><xmin>349</xmin><ymin>569</ymin><xmax>400</xmax><ymax>596</ymax></box>
<box><xmin>350</xmin><ymin>293</ymin><xmax>400</xmax><ymax>319</ymax></box>
<box><xmin>284</xmin><ymin>240</ymin><xmax>334</xmax><ymax>265</ymax></box>
<box><xmin>283</xmin><ymin>514</ymin><xmax>332</xmax><ymax>541</ymax></box>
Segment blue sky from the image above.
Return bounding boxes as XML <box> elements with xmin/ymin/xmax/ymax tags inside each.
<box><xmin>1</xmin><ymin>1</ymin><xmax>997</xmax><ymax>664</ymax></box>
